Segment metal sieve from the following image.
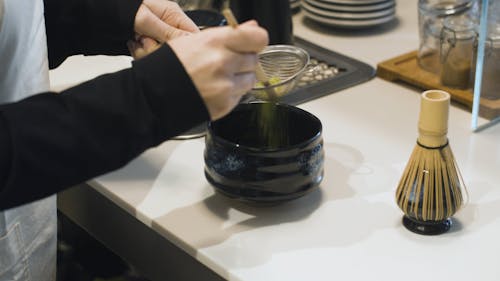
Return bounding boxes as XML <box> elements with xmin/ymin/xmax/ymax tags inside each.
<box><xmin>249</xmin><ymin>45</ymin><xmax>310</xmax><ymax>101</ymax></box>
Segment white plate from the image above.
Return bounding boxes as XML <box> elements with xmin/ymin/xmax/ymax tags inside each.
<box><xmin>302</xmin><ymin>6</ymin><xmax>395</xmax><ymax>28</ymax></box>
<box><xmin>316</xmin><ymin>0</ymin><xmax>390</xmax><ymax>5</ymax></box>
<box><xmin>304</xmin><ymin>0</ymin><xmax>394</xmax><ymax>12</ymax></box>
<box><xmin>302</xmin><ymin>0</ymin><xmax>395</xmax><ymax>19</ymax></box>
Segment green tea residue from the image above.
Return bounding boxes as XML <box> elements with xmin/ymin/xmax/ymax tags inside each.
<box><xmin>253</xmin><ymin>77</ymin><xmax>285</xmax><ymax>101</ymax></box>
<box><xmin>256</xmin><ymin>103</ymin><xmax>289</xmax><ymax>149</ymax></box>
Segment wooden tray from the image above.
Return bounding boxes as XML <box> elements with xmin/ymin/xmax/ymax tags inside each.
<box><xmin>376</xmin><ymin>50</ymin><xmax>500</xmax><ymax>120</ymax></box>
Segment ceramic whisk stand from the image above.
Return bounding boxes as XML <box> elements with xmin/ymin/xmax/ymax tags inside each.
<box><xmin>396</xmin><ymin>90</ymin><xmax>468</xmax><ymax>235</ymax></box>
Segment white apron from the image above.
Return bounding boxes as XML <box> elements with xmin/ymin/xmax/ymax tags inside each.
<box><xmin>0</xmin><ymin>0</ymin><xmax>57</xmax><ymax>280</ymax></box>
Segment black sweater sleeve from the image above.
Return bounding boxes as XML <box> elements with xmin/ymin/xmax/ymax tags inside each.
<box><xmin>44</xmin><ymin>0</ymin><xmax>142</xmax><ymax>68</ymax></box>
<box><xmin>0</xmin><ymin>44</ymin><xmax>210</xmax><ymax>210</ymax></box>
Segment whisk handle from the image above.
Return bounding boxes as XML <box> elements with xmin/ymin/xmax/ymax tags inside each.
<box><xmin>418</xmin><ymin>90</ymin><xmax>450</xmax><ymax>148</ymax></box>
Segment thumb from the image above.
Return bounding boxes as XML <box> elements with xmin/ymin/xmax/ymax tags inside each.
<box><xmin>141</xmin><ymin>36</ymin><xmax>161</xmax><ymax>53</ymax></box>
<box><xmin>127</xmin><ymin>37</ymin><xmax>161</xmax><ymax>59</ymax></box>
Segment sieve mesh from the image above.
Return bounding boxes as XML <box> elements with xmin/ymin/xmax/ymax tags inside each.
<box><xmin>250</xmin><ymin>45</ymin><xmax>310</xmax><ymax>100</ymax></box>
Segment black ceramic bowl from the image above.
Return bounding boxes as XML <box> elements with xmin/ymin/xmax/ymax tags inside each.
<box><xmin>204</xmin><ymin>102</ymin><xmax>324</xmax><ymax>204</ymax></box>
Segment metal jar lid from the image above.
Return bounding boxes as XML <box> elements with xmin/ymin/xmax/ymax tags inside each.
<box><xmin>419</xmin><ymin>0</ymin><xmax>475</xmax><ymax>17</ymax></box>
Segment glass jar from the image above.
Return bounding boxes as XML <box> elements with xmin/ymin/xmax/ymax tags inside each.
<box><xmin>440</xmin><ymin>15</ymin><xmax>477</xmax><ymax>89</ymax></box>
<box><xmin>480</xmin><ymin>23</ymin><xmax>500</xmax><ymax>100</ymax></box>
<box><xmin>418</xmin><ymin>0</ymin><xmax>477</xmax><ymax>74</ymax></box>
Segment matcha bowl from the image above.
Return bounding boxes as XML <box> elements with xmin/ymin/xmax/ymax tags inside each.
<box><xmin>204</xmin><ymin>102</ymin><xmax>324</xmax><ymax>204</ymax></box>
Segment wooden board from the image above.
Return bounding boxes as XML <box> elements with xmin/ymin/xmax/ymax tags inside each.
<box><xmin>376</xmin><ymin>50</ymin><xmax>500</xmax><ymax>120</ymax></box>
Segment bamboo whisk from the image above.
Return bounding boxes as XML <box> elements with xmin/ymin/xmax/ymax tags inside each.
<box><xmin>395</xmin><ymin>90</ymin><xmax>467</xmax><ymax>235</ymax></box>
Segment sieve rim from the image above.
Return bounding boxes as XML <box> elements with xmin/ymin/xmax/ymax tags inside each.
<box><xmin>251</xmin><ymin>45</ymin><xmax>310</xmax><ymax>90</ymax></box>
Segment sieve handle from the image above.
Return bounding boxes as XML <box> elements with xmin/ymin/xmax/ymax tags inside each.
<box><xmin>222</xmin><ymin>8</ymin><xmax>238</xmax><ymax>28</ymax></box>
<box><xmin>222</xmin><ymin>7</ymin><xmax>278</xmax><ymax>101</ymax></box>
<box><xmin>222</xmin><ymin>8</ymin><xmax>269</xmax><ymax>83</ymax></box>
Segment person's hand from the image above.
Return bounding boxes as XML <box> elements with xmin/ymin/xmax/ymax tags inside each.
<box><xmin>168</xmin><ymin>20</ymin><xmax>269</xmax><ymax>120</ymax></box>
<box><xmin>130</xmin><ymin>0</ymin><xmax>199</xmax><ymax>59</ymax></box>
<box><xmin>134</xmin><ymin>0</ymin><xmax>200</xmax><ymax>42</ymax></box>
<box><xmin>128</xmin><ymin>36</ymin><xmax>162</xmax><ymax>59</ymax></box>
<box><xmin>134</xmin><ymin>0</ymin><xmax>199</xmax><ymax>41</ymax></box>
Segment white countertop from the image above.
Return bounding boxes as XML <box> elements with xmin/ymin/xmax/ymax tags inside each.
<box><xmin>50</xmin><ymin>1</ymin><xmax>500</xmax><ymax>280</ymax></box>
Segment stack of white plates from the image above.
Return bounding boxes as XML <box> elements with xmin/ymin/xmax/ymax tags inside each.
<box><xmin>291</xmin><ymin>0</ymin><xmax>301</xmax><ymax>10</ymax></box>
<box><xmin>301</xmin><ymin>0</ymin><xmax>396</xmax><ymax>29</ymax></box>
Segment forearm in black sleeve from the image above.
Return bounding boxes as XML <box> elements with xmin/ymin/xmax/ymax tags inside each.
<box><xmin>44</xmin><ymin>0</ymin><xmax>142</xmax><ymax>69</ymax></box>
<box><xmin>0</xmin><ymin>44</ymin><xmax>210</xmax><ymax>210</ymax></box>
